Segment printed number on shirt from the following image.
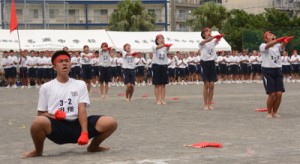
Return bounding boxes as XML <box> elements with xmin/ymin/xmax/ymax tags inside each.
<box><xmin>158</xmin><ymin>53</ymin><xmax>165</xmax><ymax>60</ymax></box>
<box><xmin>271</xmin><ymin>56</ymin><xmax>280</xmax><ymax>64</ymax></box>
<box><xmin>58</xmin><ymin>98</ymin><xmax>74</xmax><ymax>112</ymax></box>
<box><xmin>127</xmin><ymin>56</ymin><xmax>133</xmax><ymax>63</ymax></box>
<box><xmin>208</xmin><ymin>49</ymin><xmax>213</xmax><ymax>55</ymax></box>
<box><xmin>103</xmin><ymin>55</ymin><xmax>109</xmax><ymax>62</ymax></box>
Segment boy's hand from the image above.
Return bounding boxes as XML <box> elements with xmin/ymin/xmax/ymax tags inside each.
<box><xmin>54</xmin><ymin>110</ymin><xmax>66</xmax><ymax>120</ymax></box>
<box><xmin>78</xmin><ymin>132</ymin><xmax>89</xmax><ymax>145</ymax></box>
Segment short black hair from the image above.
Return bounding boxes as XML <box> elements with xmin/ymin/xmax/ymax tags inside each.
<box><xmin>51</xmin><ymin>50</ymin><xmax>70</xmax><ymax>64</ymax></box>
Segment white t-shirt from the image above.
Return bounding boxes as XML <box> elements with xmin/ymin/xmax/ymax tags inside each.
<box><xmin>135</xmin><ymin>57</ymin><xmax>146</xmax><ymax>67</ymax></box>
<box><xmin>249</xmin><ymin>56</ymin><xmax>259</xmax><ymax>65</ymax></box>
<box><xmin>187</xmin><ymin>56</ymin><xmax>195</xmax><ymax>66</ymax></box>
<box><xmin>80</xmin><ymin>52</ymin><xmax>93</xmax><ymax>65</ymax></box>
<box><xmin>239</xmin><ymin>55</ymin><xmax>249</xmax><ymax>64</ymax></box>
<box><xmin>1</xmin><ymin>57</ymin><xmax>9</xmax><ymax>69</ymax></box>
<box><xmin>152</xmin><ymin>44</ymin><xmax>168</xmax><ymax>65</ymax></box>
<box><xmin>199</xmin><ymin>39</ymin><xmax>218</xmax><ymax>61</ymax></box>
<box><xmin>146</xmin><ymin>58</ymin><xmax>152</xmax><ymax>68</ymax></box>
<box><xmin>19</xmin><ymin>56</ymin><xmax>27</xmax><ymax>68</ymax></box>
<box><xmin>281</xmin><ymin>56</ymin><xmax>291</xmax><ymax>66</ymax></box>
<box><xmin>259</xmin><ymin>43</ymin><xmax>283</xmax><ymax>68</ymax></box>
<box><xmin>116</xmin><ymin>57</ymin><xmax>123</xmax><ymax>67</ymax></box>
<box><xmin>226</xmin><ymin>55</ymin><xmax>239</xmax><ymax>66</ymax></box>
<box><xmin>37</xmin><ymin>78</ymin><xmax>90</xmax><ymax>121</ymax></box>
<box><xmin>26</xmin><ymin>56</ymin><xmax>36</xmax><ymax>68</ymax></box>
<box><xmin>99</xmin><ymin>50</ymin><xmax>111</xmax><ymax>67</ymax></box>
<box><xmin>167</xmin><ymin>58</ymin><xmax>176</xmax><ymax>69</ymax></box>
<box><xmin>8</xmin><ymin>56</ymin><xmax>18</xmax><ymax>68</ymax></box>
<box><xmin>122</xmin><ymin>51</ymin><xmax>136</xmax><ymax>69</ymax></box>
<box><xmin>217</xmin><ymin>56</ymin><xmax>226</xmax><ymax>64</ymax></box>
<box><xmin>92</xmin><ymin>57</ymin><xmax>100</xmax><ymax>66</ymax></box>
<box><xmin>194</xmin><ymin>55</ymin><xmax>201</xmax><ymax>65</ymax></box>
<box><xmin>111</xmin><ymin>57</ymin><xmax>118</xmax><ymax>67</ymax></box>
<box><xmin>71</xmin><ymin>56</ymin><xmax>80</xmax><ymax>68</ymax></box>
<box><xmin>290</xmin><ymin>55</ymin><xmax>299</xmax><ymax>65</ymax></box>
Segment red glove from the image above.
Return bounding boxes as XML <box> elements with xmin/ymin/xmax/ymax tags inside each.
<box><xmin>164</xmin><ymin>43</ymin><xmax>173</xmax><ymax>47</ymax></box>
<box><xmin>77</xmin><ymin>132</ymin><xmax>89</xmax><ymax>145</ymax></box>
<box><xmin>54</xmin><ymin>110</ymin><xmax>66</xmax><ymax>120</ymax></box>
<box><xmin>276</xmin><ymin>36</ymin><xmax>287</xmax><ymax>42</ymax></box>
<box><xmin>131</xmin><ymin>52</ymin><xmax>138</xmax><ymax>57</ymax></box>
<box><xmin>283</xmin><ymin>36</ymin><xmax>294</xmax><ymax>44</ymax></box>
<box><xmin>104</xmin><ymin>47</ymin><xmax>112</xmax><ymax>51</ymax></box>
<box><xmin>213</xmin><ymin>34</ymin><xmax>224</xmax><ymax>40</ymax></box>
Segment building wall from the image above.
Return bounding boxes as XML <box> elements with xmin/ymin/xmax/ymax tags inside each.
<box><xmin>1</xmin><ymin>0</ymin><xmax>167</xmax><ymax>30</ymax></box>
<box><xmin>222</xmin><ymin>0</ymin><xmax>274</xmax><ymax>14</ymax></box>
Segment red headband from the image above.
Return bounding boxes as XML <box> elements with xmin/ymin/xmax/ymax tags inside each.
<box><xmin>101</xmin><ymin>43</ymin><xmax>108</xmax><ymax>48</ymax></box>
<box><xmin>203</xmin><ymin>27</ymin><xmax>210</xmax><ymax>32</ymax></box>
<box><xmin>155</xmin><ymin>34</ymin><xmax>163</xmax><ymax>41</ymax></box>
<box><xmin>264</xmin><ymin>31</ymin><xmax>270</xmax><ymax>40</ymax></box>
<box><xmin>53</xmin><ymin>55</ymin><xmax>70</xmax><ymax>65</ymax></box>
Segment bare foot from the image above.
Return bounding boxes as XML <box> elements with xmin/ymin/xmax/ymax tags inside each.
<box><xmin>156</xmin><ymin>101</ymin><xmax>162</xmax><ymax>105</ymax></box>
<box><xmin>101</xmin><ymin>95</ymin><xmax>105</xmax><ymax>100</ymax></box>
<box><xmin>209</xmin><ymin>106</ymin><xmax>214</xmax><ymax>110</ymax></box>
<box><xmin>266</xmin><ymin>113</ymin><xmax>273</xmax><ymax>118</ymax></box>
<box><xmin>21</xmin><ymin>150</ymin><xmax>42</xmax><ymax>159</ymax></box>
<box><xmin>273</xmin><ymin>113</ymin><xmax>281</xmax><ymax>118</ymax></box>
<box><xmin>125</xmin><ymin>98</ymin><xmax>129</xmax><ymax>102</ymax></box>
<box><xmin>161</xmin><ymin>101</ymin><xmax>167</xmax><ymax>105</ymax></box>
<box><xmin>204</xmin><ymin>106</ymin><xmax>209</xmax><ymax>110</ymax></box>
<box><xmin>87</xmin><ymin>146</ymin><xmax>110</xmax><ymax>152</ymax></box>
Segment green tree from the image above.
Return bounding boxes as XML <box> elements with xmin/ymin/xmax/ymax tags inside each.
<box><xmin>186</xmin><ymin>2</ymin><xmax>228</xmax><ymax>31</ymax></box>
<box><xmin>109</xmin><ymin>0</ymin><xmax>156</xmax><ymax>31</ymax></box>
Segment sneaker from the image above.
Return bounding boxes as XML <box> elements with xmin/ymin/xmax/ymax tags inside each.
<box><xmin>6</xmin><ymin>85</ymin><xmax>10</xmax><ymax>89</ymax></box>
<box><xmin>21</xmin><ymin>86</ymin><xmax>25</xmax><ymax>89</ymax></box>
<box><xmin>27</xmin><ymin>85</ymin><xmax>31</xmax><ymax>88</ymax></box>
<box><xmin>12</xmin><ymin>85</ymin><xmax>17</xmax><ymax>89</ymax></box>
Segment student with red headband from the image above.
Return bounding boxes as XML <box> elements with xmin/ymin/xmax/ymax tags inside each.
<box><xmin>199</xmin><ymin>27</ymin><xmax>224</xmax><ymax>110</ymax></box>
<box><xmin>99</xmin><ymin>42</ymin><xmax>112</xmax><ymax>99</ymax></box>
<box><xmin>259</xmin><ymin>31</ymin><xmax>293</xmax><ymax>118</ymax></box>
<box><xmin>22</xmin><ymin>50</ymin><xmax>117</xmax><ymax>158</ymax></box>
<box><xmin>152</xmin><ymin>34</ymin><xmax>171</xmax><ymax>105</ymax></box>
<box><xmin>122</xmin><ymin>43</ymin><xmax>136</xmax><ymax>101</ymax></box>
<box><xmin>80</xmin><ymin>45</ymin><xmax>93</xmax><ymax>93</ymax></box>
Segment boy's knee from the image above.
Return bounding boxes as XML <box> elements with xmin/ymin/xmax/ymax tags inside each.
<box><xmin>96</xmin><ymin>116</ymin><xmax>118</xmax><ymax>132</ymax></box>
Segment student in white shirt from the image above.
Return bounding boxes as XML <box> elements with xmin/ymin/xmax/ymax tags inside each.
<box><xmin>199</xmin><ymin>27</ymin><xmax>223</xmax><ymax>110</ymax></box>
<box><xmin>99</xmin><ymin>43</ymin><xmax>112</xmax><ymax>99</ymax></box>
<box><xmin>135</xmin><ymin>52</ymin><xmax>146</xmax><ymax>86</ymax></box>
<box><xmin>146</xmin><ymin>52</ymin><xmax>153</xmax><ymax>85</ymax></box>
<box><xmin>122</xmin><ymin>43</ymin><xmax>136</xmax><ymax>101</ymax></box>
<box><xmin>281</xmin><ymin>50</ymin><xmax>291</xmax><ymax>82</ymax></box>
<box><xmin>92</xmin><ymin>51</ymin><xmax>100</xmax><ymax>87</ymax></box>
<box><xmin>167</xmin><ymin>53</ymin><xmax>176</xmax><ymax>84</ymax></box>
<box><xmin>259</xmin><ymin>31</ymin><xmax>293</xmax><ymax>118</ymax></box>
<box><xmin>152</xmin><ymin>34</ymin><xmax>171</xmax><ymax>105</ymax></box>
<box><xmin>22</xmin><ymin>50</ymin><xmax>117</xmax><ymax>158</ymax></box>
<box><xmin>290</xmin><ymin>50</ymin><xmax>300</xmax><ymax>82</ymax></box>
<box><xmin>110</xmin><ymin>50</ymin><xmax>118</xmax><ymax>86</ymax></box>
<box><xmin>116</xmin><ymin>51</ymin><xmax>124</xmax><ymax>86</ymax></box>
<box><xmin>1</xmin><ymin>51</ymin><xmax>11</xmax><ymax>87</ymax></box>
<box><xmin>70</xmin><ymin>51</ymin><xmax>81</xmax><ymax>80</ymax></box>
<box><xmin>80</xmin><ymin>45</ymin><xmax>93</xmax><ymax>93</ymax></box>
<box><xmin>8</xmin><ymin>50</ymin><xmax>19</xmax><ymax>88</ymax></box>
<box><xmin>19</xmin><ymin>50</ymin><xmax>29</xmax><ymax>88</ymax></box>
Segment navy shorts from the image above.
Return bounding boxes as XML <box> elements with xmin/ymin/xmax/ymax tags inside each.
<box><xmin>291</xmin><ymin>64</ymin><xmax>300</xmax><ymax>74</ymax></box>
<box><xmin>262</xmin><ymin>68</ymin><xmax>285</xmax><ymax>94</ymax></box>
<box><xmin>167</xmin><ymin>68</ymin><xmax>175</xmax><ymax>78</ymax></box>
<box><xmin>4</xmin><ymin>68</ymin><xmax>11</xmax><ymax>79</ymax></box>
<box><xmin>188</xmin><ymin>65</ymin><xmax>196</xmax><ymax>74</ymax></box>
<box><xmin>36</xmin><ymin>68</ymin><xmax>44</xmax><ymax>79</ymax></box>
<box><xmin>196</xmin><ymin>64</ymin><xmax>201</xmax><ymax>74</ymax></box>
<box><xmin>152</xmin><ymin>64</ymin><xmax>169</xmax><ymax>85</ymax></box>
<box><xmin>46</xmin><ymin>115</ymin><xmax>102</xmax><ymax>145</ymax></box>
<box><xmin>99</xmin><ymin>66</ymin><xmax>111</xmax><ymax>83</ymax></box>
<box><xmin>200</xmin><ymin>60</ymin><xmax>217</xmax><ymax>82</ymax></box>
<box><xmin>228</xmin><ymin>65</ymin><xmax>239</xmax><ymax>75</ymax></box>
<box><xmin>219</xmin><ymin>64</ymin><xmax>227</xmax><ymax>75</ymax></box>
<box><xmin>92</xmin><ymin>66</ymin><xmax>100</xmax><ymax>77</ymax></box>
<box><xmin>147</xmin><ymin>68</ymin><xmax>152</xmax><ymax>78</ymax></box>
<box><xmin>82</xmin><ymin>64</ymin><xmax>92</xmax><ymax>80</ymax></box>
<box><xmin>136</xmin><ymin>66</ymin><xmax>145</xmax><ymax>76</ymax></box>
<box><xmin>177</xmin><ymin>68</ymin><xmax>186</xmax><ymax>78</ymax></box>
<box><xmin>71</xmin><ymin>66</ymin><xmax>81</xmax><ymax>79</ymax></box>
<box><xmin>123</xmin><ymin>68</ymin><xmax>136</xmax><ymax>85</ymax></box>
<box><xmin>240</xmin><ymin>63</ymin><xmax>249</xmax><ymax>74</ymax></box>
<box><xmin>111</xmin><ymin>67</ymin><xmax>118</xmax><ymax>77</ymax></box>
<box><xmin>19</xmin><ymin>67</ymin><xmax>28</xmax><ymax>78</ymax></box>
<box><xmin>116</xmin><ymin>66</ymin><xmax>122</xmax><ymax>76</ymax></box>
<box><xmin>282</xmin><ymin>65</ymin><xmax>291</xmax><ymax>74</ymax></box>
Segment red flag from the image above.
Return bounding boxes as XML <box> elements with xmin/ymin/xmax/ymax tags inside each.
<box><xmin>10</xmin><ymin>0</ymin><xmax>18</xmax><ymax>33</ymax></box>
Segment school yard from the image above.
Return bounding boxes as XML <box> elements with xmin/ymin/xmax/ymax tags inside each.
<box><xmin>0</xmin><ymin>83</ymin><xmax>300</xmax><ymax>164</ymax></box>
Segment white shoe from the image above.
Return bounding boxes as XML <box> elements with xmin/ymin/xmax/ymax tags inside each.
<box><xmin>36</xmin><ymin>85</ymin><xmax>40</xmax><ymax>89</ymax></box>
<box><xmin>21</xmin><ymin>86</ymin><xmax>25</xmax><ymax>89</ymax></box>
<box><xmin>6</xmin><ymin>85</ymin><xmax>10</xmax><ymax>88</ymax></box>
<box><xmin>12</xmin><ymin>85</ymin><xmax>17</xmax><ymax>89</ymax></box>
<box><xmin>27</xmin><ymin>85</ymin><xmax>31</xmax><ymax>88</ymax></box>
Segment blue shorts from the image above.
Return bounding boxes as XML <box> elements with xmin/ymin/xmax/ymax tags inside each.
<box><xmin>200</xmin><ymin>60</ymin><xmax>217</xmax><ymax>82</ymax></box>
<box><xmin>152</xmin><ymin>64</ymin><xmax>168</xmax><ymax>85</ymax></box>
<box><xmin>291</xmin><ymin>64</ymin><xmax>299</xmax><ymax>74</ymax></box>
<box><xmin>282</xmin><ymin>65</ymin><xmax>291</xmax><ymax>74</ymax></box>
<box><xmin>82</xmin><ymin>64</ymin><xmax>92</xmax><ymax>80</ymax></box>
<box><xmin>92</xmin><ymin>66</ymin><xmax>100</xmax><ymax>77</ymax></box>
<box><xmin>219</xmin><ymin>64</ymin><xmax>227</xmax><ymax>75</ymax></box>
<box><xmin>71</xmin><ymin>66</ymin><xmax>81</xmax><ymax>79</ymax></box>
<box><xmin>262</xmin><ymin>68</ymin><xmax>285</xmax><ymax>94</ymax></box>
<box><xmin>99</xmin><ymin>66</ymin><xmax>111</xmax><ymax>83</ymax></box>
<box><xmin>136</xmin><ymin>66</ymin><xmax>145</xmax><ymax>76</ymax></box>
<box><xmin>147</xmin><ymin>68</ymin><xmax>152</xmax><ymax>78</ymax></box>
<box><xmin>228</xmin><ymin>65</ymin><xmax>239</xmax><ymax>75</ymax></box>
<box><xmin>123</xmin><ymin>68</ymin><xmax>135</xmax><ymax>85</ymax></box>
<box><xmin>167</xmin><ymin>68</ymin><xmax>175</xmax><ymax>78</ymax></box>
<box><xmin>111</xmin><ymin>67</ymin><xmax>118</xmax><ymax>77</ymax></box>
<box><xmin>188</xmin><ymin>65</ymin><xmax>196</xmax><ymax>74</ymax></box>
<box><xmin>46</xmin><ymin>115</ymin><xmax>102</xmax><ymax>145</ymax></box>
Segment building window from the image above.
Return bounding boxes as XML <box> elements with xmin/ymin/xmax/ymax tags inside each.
<box><xmin>49</xmin><ymin>9</ymin><xmax>59</xmax><ymax>19</ymax></box>
<box><xmin>148</xmin><ymin>9</ymin><xmax>163</xmax><ymax>22</ymax></box>
<box><xmin>94</xmin><ymin>9</ymin><xmax>109</xmax><ymax>23</ymax></box>
<box><xmin>29</xmin><ymin>9</ymin><xmax>39</xmax><ymax>19</ymax></box>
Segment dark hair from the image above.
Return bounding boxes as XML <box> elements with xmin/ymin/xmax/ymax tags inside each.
<box><xmin>201</xmin><ymin>27</ymin><xmax>210</xmax><ymax>39</ymax></box>
<box><xmin>9</xmin><ymin>50</ymin><xmax>14</xmax><ymax>53</ymax></box>
<box><xmin>95</xmin><ymin>50</ymin><xmax>99</xmax><ymax>54</ymax></box>
<box><xmin>51</xmin><ymin>50</ymin><xmax>70</xmax><ymax>64</ymax></box>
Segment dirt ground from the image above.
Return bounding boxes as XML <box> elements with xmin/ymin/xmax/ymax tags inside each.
<box><xmin>1</xmin><ymin>82</ymin><xmax>300</xmax><ymax>164</ymax></box>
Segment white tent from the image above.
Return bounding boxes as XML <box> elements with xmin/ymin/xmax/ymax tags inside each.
<box><xmin>0</xmin><ymin>30</ymin><xmax>231</xmax><ymax>52</ymax></box>
<box><xmin>107</xmin><ymin>31</ymin><xmax>231</xmax><ymax>52</ymax></box>
<box><xmin>0</xmin><ymin>29</ymin><xmax>113</xmax><ymax>51</ymax></box>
